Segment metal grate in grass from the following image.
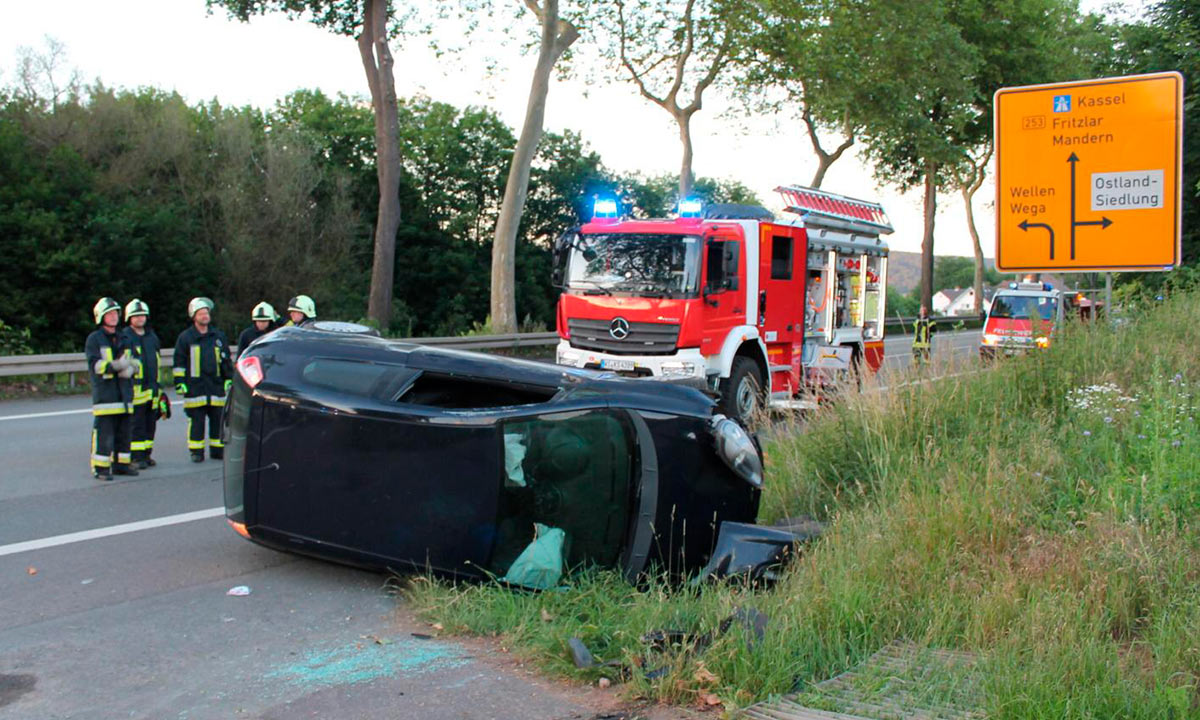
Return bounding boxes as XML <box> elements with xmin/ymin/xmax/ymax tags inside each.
<box><xmin>742</xmin><ymin>641</ymin><xmax>984</xmax><ymax>720</ymax></box>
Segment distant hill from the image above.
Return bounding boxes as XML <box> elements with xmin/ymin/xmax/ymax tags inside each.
<box><xmin>886</xmin><ymin>251</ymin><xmax>998</xmax><ymax>293</ymax></box>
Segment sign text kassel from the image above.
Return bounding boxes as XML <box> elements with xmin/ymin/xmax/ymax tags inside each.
<box><xmin>994</xmin><ymin>72</ymin><xmax>1183</xmax><ymax>272</ymax></box>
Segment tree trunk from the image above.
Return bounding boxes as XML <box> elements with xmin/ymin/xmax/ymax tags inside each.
<box><xmin>963</xmin><ymin>183</ymin><xmax>984</xmax><ymax>316</ymax></box>
<box><xmin>920</xmin><ymin>160</ymin><xmax>937</xmax><ymax>314</ymax></box>
<box><xmin>676</xmin><ymin>112</ymin><xmax>694</xmax><ymax>199</ymax></box>
<box><xmin>802</xmin><ymin>107</ymin><xmax>854</xmax><ymax>189</ymax></box>
<box><xmin>957</xmin><ymin>141</ymin><xmax>992</xmax><ymax>317</ymax></box>
<box><xmin>358</xmin><ymin>0</ymin><xmax>402</xmax><ymax>330</ymax></box>
<box><xmin>811</xmin><ymin>157</ymin><xmax>833</xmax><ymax>189</ymax></box>
<box><xmin>489</xmin><ymin>1</ymin><xmax>578</xmax><ymax>334</ymax></box>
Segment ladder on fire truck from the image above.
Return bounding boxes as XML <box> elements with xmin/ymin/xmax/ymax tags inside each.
<box><xmin>775</xmin><ymin>184</ymin><xmax>894</xmax><ymax>236</ymax></box>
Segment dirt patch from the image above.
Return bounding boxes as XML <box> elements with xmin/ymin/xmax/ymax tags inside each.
<box><xmin>0</xmin><ymin>674</ymin><xmax>36</xmax><ymax>708</ymax></box>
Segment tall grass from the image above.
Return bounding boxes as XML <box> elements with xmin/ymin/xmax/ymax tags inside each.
<box><xmin>407</xmin><ymin>291</ymin><xmax>1200</xmax><ymax>718</ymax></box>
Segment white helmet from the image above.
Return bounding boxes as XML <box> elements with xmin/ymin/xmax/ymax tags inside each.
<box><xmin>187</xmin><ymin>297</ymin><xmax>215</xmax><ymax>319</ymax></box>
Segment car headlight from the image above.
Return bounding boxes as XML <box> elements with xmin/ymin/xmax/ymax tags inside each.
<box><xmin>981</xmin><ymin>334</ymin><xmax>998</xmax><ymax>346</ymax></box>
<box><xmin>557</xmin><ymin>348</ymin><xmax>581</xmax><ymax>365</ymax></box>
<box><xmin>1035</xmin><ymin>336</ymin><xmax>1050</xmax><ymax>348</ymax></box>
<box><xmin>710</xmin><ymin>414</ymin><xmax>763</xmax><ymax>488</ymax></box>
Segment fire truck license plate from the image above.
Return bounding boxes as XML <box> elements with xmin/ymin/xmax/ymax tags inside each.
<box><xmin>601</xmin><ymin>358</ymin><xmax>636</xmax><ymax>371</ymax></box>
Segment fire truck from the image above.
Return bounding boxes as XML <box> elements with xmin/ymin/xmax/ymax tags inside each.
<box><xmin>979</xmin><ymin>281</ymin><xmax>1065</xmax><ymax>359</ymax></box>
<box><xmin>551</xmin><ymin>185</ymin><xmax>893</xmax><ymax>421</ymax></box>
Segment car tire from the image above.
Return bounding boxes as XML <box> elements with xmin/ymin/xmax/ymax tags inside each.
<box><xmin>308</xmin><ymin>320</ymin><xmax>380</xmax><ymax>336</ymax></box>
<box><xmin>719</xmin><ymin>357</ymin><xmax>764</xmax><ymax>424</ymax></box>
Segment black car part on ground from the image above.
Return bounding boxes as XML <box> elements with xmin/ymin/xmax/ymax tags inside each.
<box><xmin>693</xmin><ymin>518</ymin><xmax>825</xmax><ymax>584</ymax></box>
<box><xmin>224</xmin><ymin>327</ymin><xmax>765</xmax><ymax>585</ymax></box>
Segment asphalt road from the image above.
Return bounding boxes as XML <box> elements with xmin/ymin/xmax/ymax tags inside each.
<box><xmin>0</xmin><ymin>333</ymin><xmax>978</xmax><ymax>719</ymax></box>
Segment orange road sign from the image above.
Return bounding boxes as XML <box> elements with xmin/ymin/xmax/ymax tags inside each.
<box><xmin>994</xmin><ymin>72</ymin><xmax>1183</xmax><ymax>272</ymax></box>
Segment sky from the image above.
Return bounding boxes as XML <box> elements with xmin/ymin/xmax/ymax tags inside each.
<box><xmin>0</xmin><ymin>0</ymin><xmax>1135</xmax><ymax>259</ymax></box>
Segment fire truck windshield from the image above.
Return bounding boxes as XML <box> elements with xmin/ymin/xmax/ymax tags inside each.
<box><xmin>567</xmin><ymin>233</ymin><xmax>702</xmax><ymax>298</ymax></box>
<box><xmin>989</xmin><ymin>294</ymin><xmax>1057</xmax><ymax>320</ymax></box>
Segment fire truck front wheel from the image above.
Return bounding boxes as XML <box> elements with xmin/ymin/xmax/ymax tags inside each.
<box><xmin>719</xmin><ymin>357</ymin><xmax>765</xmax><ymax>424</ymax></box>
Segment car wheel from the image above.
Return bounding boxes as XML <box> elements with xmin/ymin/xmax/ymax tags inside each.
<box><xmin>309</xmin><ymin>320</ymin><xmax>380</xmax><ymax>336</ymax></box>
<box><xmin>720</xmin><ymin>357</ymin><xmax>764</xmax><ymax>424</ymax></box>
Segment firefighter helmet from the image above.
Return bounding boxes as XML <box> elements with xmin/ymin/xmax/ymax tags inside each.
<box><xmin>124</xmin><ymin>298</ymin><xmax>149</xmax><ymax>319</ymax></box>
<box><xmin>251</xmin><ymin>301</ymin><xmax>278</xmax><ymax>322</ymax></box>
<box><xmin>93</xmin><ymin>297</ymin><xmax>121</xmax><ymax>325</ymax></box>
<box><xmin>287</xmin><ymin>295</ymin><xmax>316</xmax><ymax>319</ymax></box>
<box><xmin>187</xmin><ymin>297</ymin><xmax>215</xmax><ymax>319</ymax></box>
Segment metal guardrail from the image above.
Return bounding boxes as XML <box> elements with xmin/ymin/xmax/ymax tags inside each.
<box><xmin>884</xmin><ymin>314</ymin><xmax>983</xmax><ymax>333</ymax></box>
<box><xmin>0</xmin><ymin>332</ymin><xmax>564</xmax><ymax>378</ymax></box>
<box><xmin>0</xmin><ymin>320</ymin><xmax>982</xmax><ymax>379</ymax></box>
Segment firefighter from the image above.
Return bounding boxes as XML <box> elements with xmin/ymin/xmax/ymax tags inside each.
<box><xmin>173</xmin><ymin>297</ymin><xmax>232</xmax><ymax>463</ymax></box>
<box><xmin>237</xmin><ymin>301</ymin><xmax>278</xmax><ymax>359</ymax></box>
<box><xmin>284</xmin><ymin>294</ymin><xmax>316</xmax><ymax>327</ymax></box>
<box><xmin>912</xmin><ymin>305</ymin><xmax>934</xmax><ymax>366</ymax></box>
<box><xmin>121</xmin><ymin>298</ymin><xmax>167</xmax><ymax>469</ymax></box>
<box><xmin>85</xmin><ymin>297</ymin><xmax>138</xmax><ymax>479</ymax></box>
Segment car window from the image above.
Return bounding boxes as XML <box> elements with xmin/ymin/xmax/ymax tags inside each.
<box><xmin>488</xmin><ymin>409</ymin><xmax>637</xmax><ymax>578</ymax></box>
<box><xmin>301</xmin><ymin>359</ymin><xmax>417</xmax><ymax>400</ymax></box>
<box><xmin>395</xmin><ymin>373</ymin><xmax>558</xmax><ymax>409</ymax></box>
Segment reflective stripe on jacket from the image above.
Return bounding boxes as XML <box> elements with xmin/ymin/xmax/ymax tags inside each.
<box><xmin>85</xmin><ymin>328</ymin><xmax>134</xmax><ymax>414</ymax></box>
<box><xmin>172</xmin><ymin>325</ymin><xmax>232</xmax><ymax>401</ymax></box>
<box><xmin>122</xmin><ymin>326</ymin><xmax>162</xmax><ymax>405</ymax></box>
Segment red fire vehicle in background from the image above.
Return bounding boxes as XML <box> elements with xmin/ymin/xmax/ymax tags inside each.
<box><xmin>551</xmin><ymin>185</ymin><xmax>893</xmax><ymax>421</ymax></box>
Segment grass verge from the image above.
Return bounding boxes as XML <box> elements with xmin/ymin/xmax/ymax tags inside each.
<box><xmin>407</xmin><ymin>291</ymin><xmax>1200</xmax><ymax>718</ymax></box>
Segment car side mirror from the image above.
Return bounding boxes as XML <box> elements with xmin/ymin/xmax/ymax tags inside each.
<box><xmin>551</xmin><ymin>229</ymin><xmax>581</xmax><ymax>288</ymax></box>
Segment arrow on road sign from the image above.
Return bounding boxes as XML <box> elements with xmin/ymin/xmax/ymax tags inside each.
<box><xmin>1019</xmin><ymin>220</ymin><xmax>1056</xmax><ymax>260</ymax></box>
<box><xmin>1068</xmin><ymin>152</ymin><xmax>1113</xmax><ymax>260</ymax></box>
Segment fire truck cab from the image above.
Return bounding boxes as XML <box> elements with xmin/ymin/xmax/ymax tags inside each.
<box><xmin>980</xmin><ymin>282</ymin><xmax>1065</xmax><ymax>359</ymax></box>
<box><xmin>552</xmin><ymin>186</ymin><xmax>892</xmax><ymax>421</ymax></box>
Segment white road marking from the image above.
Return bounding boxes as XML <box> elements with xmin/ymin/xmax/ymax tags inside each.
<box><xmin>0</xmin><ymin>506</ymin><xmax>225</xmax><ymax>557</ymax></box>
<box><xmin>0</xmin><ymin>399</ymin><xmax>185</xmax><ymax>422</ymax></box>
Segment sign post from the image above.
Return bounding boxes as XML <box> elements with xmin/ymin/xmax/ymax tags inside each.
<box><xmin>994</xmin><ymin>72</ymin><xmax>1183</xmax><ymax>273</ymax></box>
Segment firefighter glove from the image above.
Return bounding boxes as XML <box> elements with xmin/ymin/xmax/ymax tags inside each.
<box><xmin>157</xmin><ymin>394</ymin><xmax>172</xmax><ymax>420</ymax></box>
<box><xmin>224</xmin><ymin>379</ymin><xmax>232</xmax><ymax>394</ymax></box>
<box><xmin>175</xmin><ymin>383</ymin><xmax>188</xmax><ymax>396</ymax></box>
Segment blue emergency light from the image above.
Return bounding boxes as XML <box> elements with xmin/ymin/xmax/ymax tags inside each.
<box><xmin>679</xmin><ymin>197</ymin><xmax>704</xmax><ymax>218</ymax></box>
<box><xmin>592</xmin><ymin>198</ymin><xmax>619</xmax><ymax>219</ymax></box>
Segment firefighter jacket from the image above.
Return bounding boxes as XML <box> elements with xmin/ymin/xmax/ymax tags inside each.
<box><xmin>122</xmin><ymin>326</ymin><xmax>162</xmax><ymax>406</ymax></box>
<box><xmin>912</xmin><ymin>317</ymin><xmax>934</xmax><ymax>349</ymax></box>
<box><xmin>85</xmin><ymin>328</ymin><xmax>135</xmax><ymax>415</ymax></box>
<box><xmin>236</xmin><ymin>323</ymin><xmax>274</xmax><ymax>359</ymax></box>
<box><xmin>173</xmin><ymin>325</ymin><xmax>232</xmax><ymax>408</ymax></box>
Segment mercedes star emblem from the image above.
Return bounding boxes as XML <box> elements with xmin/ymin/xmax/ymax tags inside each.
<box><xmin>609</xmin><ymin>317</ymin><xmax>630</xmax><ymax>340</ymax></box>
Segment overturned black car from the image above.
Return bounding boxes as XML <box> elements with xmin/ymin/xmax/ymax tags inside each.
<box><xmin>223</xmin><ymin>325</ymin><xmax>780</xmax><ymax>587</ymax></box>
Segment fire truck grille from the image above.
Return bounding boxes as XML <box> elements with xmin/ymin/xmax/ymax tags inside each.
<box><xmin>567</xmin><ymin>319</ymin><xmax>680</xmax><ymax>355</ymax></box>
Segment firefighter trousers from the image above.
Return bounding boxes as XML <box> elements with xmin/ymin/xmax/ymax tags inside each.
<box><xmin>130</xmin><ymin>402</ymin><xmax>158</xmax><ymax>460</ymax></box>
<box><xmin>185</xmin><ymin>404</ymin><xmax>224</xmax><ymax>456</ymax></box>
<box><xmin>91</xmin><ymin>412</ymin><xmax>132</xmax><ymax>471</ymax></box>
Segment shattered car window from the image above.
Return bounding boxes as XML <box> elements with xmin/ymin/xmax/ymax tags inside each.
<box><xmin>488</xmin><ymin>409</ymin><xmax>637</xmax><ymax>582</ymax></box>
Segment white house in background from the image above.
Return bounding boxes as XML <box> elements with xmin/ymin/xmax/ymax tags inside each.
<box><xmin>932</xmin><ymin>287</ymin><xmax>967</xmax><ymax>315</ymax></box>
<box><xmin>945</xmin><ymin>287</ymin><xmax>995</xmax><ymax>316</ymax></box>
<box><xmin>932</xmin><ymin>286</ymin><xmax>996</xmax><ymax>316</ymax></box>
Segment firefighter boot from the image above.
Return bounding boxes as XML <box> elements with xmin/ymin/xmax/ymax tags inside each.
<box><xmin>113</xmin><ymin>463</ymin><xmax>140</xmax><ymax>477</ymax></box>
<box><xmin>190</xmin><ymin>450</ymin><xmax>205</xmax><ymax>463</ymax></box>
<box><xmin>93</xmin><ymin>467</ymin><xmax>113</xmax><ymax>481</ymax></box>
<box><xmin>209</xmin><ymin>447</ymin><xmax>224</xmax><ymax>461</ymax></box>
<box><xmin>144</xmin><ymin>453</ymin><xmax>157</xmax><ymax>467</ymax></box>
<box><xmin>134</xmin><ymin>450</ymin><xmax>149</xmax><ymax>470</ymax></box>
